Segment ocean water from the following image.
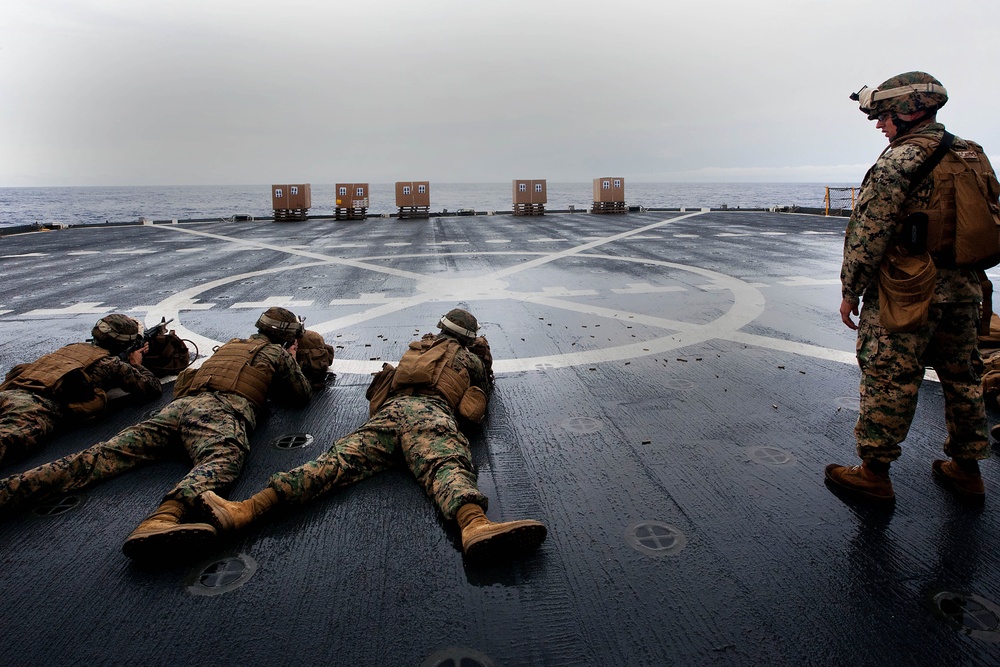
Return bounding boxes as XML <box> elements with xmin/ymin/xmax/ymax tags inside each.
<box><xmin>0</xmin><ymin>182</ymin><xmax>858</xmax><ymax>229</ymax></box>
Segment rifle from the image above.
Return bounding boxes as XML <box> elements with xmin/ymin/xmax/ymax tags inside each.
<box><xmin>120</xmin><ymin>317</ymin><xmax>174</xmax><ymax>360</ymax></box>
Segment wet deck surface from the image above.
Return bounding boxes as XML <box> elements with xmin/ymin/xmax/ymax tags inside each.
<box><xmin>1</xmin><ymin>211</ymin><xmax>998</xmax><ymax>666</ymax></box>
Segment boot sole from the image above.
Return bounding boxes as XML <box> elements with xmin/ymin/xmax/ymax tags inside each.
<box><xmin>932</xmin><ymin>463</ymin><xmax>985</xmax><ymax>506</ymax></box>
<box><xmin>122</xmin><ymin>525</ymin><xmax>217</xmax><ymax>562</ymax></box>
<box><xmin>464</xmin><ymin>523</ymin><xmax>547</xmax><ymax>562</ymax></box>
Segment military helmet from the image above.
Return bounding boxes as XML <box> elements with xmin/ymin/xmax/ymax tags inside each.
<box><xmin>851</xmin><ymin>71</ymin><xmax>948</xmax><ymax>120</ymax></box>
<box><xmin>255</xmin><ymin>307</ymin><xmax>304</xmax><ymax>343</ymax></box>
<box><xmin>437</xmin><ymin>308</ymin><xmax>479</xmax><ymax>341</ymax></box>
<box><xmin>91</xmin><ymin>314</ymin><xmax>142</xmax><ymax>351</ymax></box>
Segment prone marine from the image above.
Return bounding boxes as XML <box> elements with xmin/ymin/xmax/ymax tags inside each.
<box><xmin>0</xmin><ymin>314</ymin><xmax>162</xmax><ymax>468</ymax></box>
<box><xmin>197</xmin><ymin>308</ymin><xmax>548</xmax><ymax>562</ymax></box>
<box><xmin>0</xmin><ymin>307</ymin><xmax>316</xmax><ymax>561</ymax></box>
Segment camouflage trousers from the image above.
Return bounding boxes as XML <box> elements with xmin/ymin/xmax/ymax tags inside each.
<box><xmin>855</xmin><ymin>299</ymin><xmax>988</xmax><ymax>464</ymax></box>
<box><xmin>0</xmin><ymin>392</ymin><xmax>248</xmax><ymax>515</ymax></box>
<box><xmin>269</xmin><ymin>394</ymin><xmax>487</xmax><ymax>520</ymax></box>
<box><xmin>0</xmin><ymin>389</ymin><xmax>61</xmax><ymax>468</ymax></box>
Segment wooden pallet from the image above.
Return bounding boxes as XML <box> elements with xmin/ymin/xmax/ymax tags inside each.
<box><xmin>513</xmin><ymin>203</ymin><xmax>545</xmax><ymax>216</ymax></box>
<box><xmin>398</xmin><ymin>206</ymin><xmax>430</xmax><ymax>220</ymax></box>
<box><xmin>273</xmin><ymin>208</ymin><xmax>309</xmax><ymax>222</ymax></box>
<box><xmin>591</xmin><ymin>201</ymin><xmax>627</xmax><ymax>214</ymax></box>
<box><xmin>334</xmin><ymin>207</ymin><xmax>368</xmax><ymax>221</ymax></box>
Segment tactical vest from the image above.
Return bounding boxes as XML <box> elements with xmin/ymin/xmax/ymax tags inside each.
<box><xmin>0</xmin><ymin>343</ymin><xmax>110</xmax><ymax>417</ymax></box>
<box><xmin>174</xmin><ymin>338</ymin><xmax>275</xmax><ymax>408</ymax></box>
<box><xmin>389</xmin><ymin>337</ymin><xmax>471</xmax><ymax>411</ymax></box>
<box><xmin>367</xmin><ymin>338</ymin><xmax>489</xmax><ymax>422</ymax></box>
<box><xmin>899</xmin><ymin>134</ymin><xmax>1000</xmax><ymax>269</ymax></box>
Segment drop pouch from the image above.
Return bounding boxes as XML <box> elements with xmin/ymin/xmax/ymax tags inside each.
<box><xmin>877</xmin><ymin>247</ymin><xmax>937</xmax><ymax>333</ymax></box>
<box><xmin>365</xmin><ymin>363</ymin><xmax>397</xmax><ymax>416</ymax></box>
<box><xmin>458</xmin><ymin>386</ymin><xmax>488</xmax><ymax>423</ymax></box>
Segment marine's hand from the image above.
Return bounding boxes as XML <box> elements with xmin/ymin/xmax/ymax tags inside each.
<box><xmin>840</xmin><ymin>297</ymin><xmax>859</xmax><ymax>330</ymax></box>
<box><xmin>287</xmin><ymin>340</ymin><xmax>299</xmax><ymax>357</ymax></box>
<box><xmin>127</xmin><ymin>343</ymin><xmax>149</xmax><ymax>366</ymax></box>
<box><xmin>468</xmin><ymin>335</ymin><xmax>494</xmax><ymax>377</ymax></box>
<box><xmin>469</xmin><ymin>335</ymin><xmax>491</xmax><ymax>359</ymax></box>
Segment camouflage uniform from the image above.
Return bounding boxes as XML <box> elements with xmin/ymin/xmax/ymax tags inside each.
<box><xmin>842</xmin><ymin>122</ymin><xmax>989</xmax><ymax>464</ymax></box>
<box><xmin>268</xmin><ymin>333</ymin><xmax>490</xmax><ymax>520</ymax></box>
<box><xmin>0</xmin><ymin>352</ymin><xmax>162</xmax><ymax>466</ymax></box>
<box><xmin>0</xmin><ymin>334</ymin><xmax>311</xmax><ymax>514</ymax></box>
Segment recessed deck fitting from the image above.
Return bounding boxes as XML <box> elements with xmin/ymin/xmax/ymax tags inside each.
<box><xmin>421</xmin><ymin>647</ymin><xmax>496</xmax><ymax>667</ymax></box>
<box><xmin>929</xmin><ymin>590</ymin><xmax>1000</xmax><ymax>641</ymax></box>
<box><xmin>834</xmin><ymin>396</ymin><xmax>860</xmax><ymax>411</ymax></box>
<box><xmin>187</xmin><ymin>554</ymin><xmax>258</xmax><ymax>597</ymax></box>
<box><xmin>271</xmin><ymin>433</ymin><xmax>314</xmax><ymax>450</ymax></box>
<box><xmin>626</xmin><ymin>521</ymin><xmax>688</xmax><ymax>557</ymax></box>
<box><xmin>561</xmin><ymin>417</ymin><xmax>602</xmax><ymax>434</ymax></box>
<box><xmin>31</xmin><ymin>494</ymin><xmax>86</xmax><ymax>517</ymax></box>
<box><xmin>747</xmin><ymin>446</ymin><xmax>797</xmax><ymax>467</ymax></box>
<box><xmin>663</xmin><ymin>378</ymin><xmax>696</xmax><ymax>390</ymax></box>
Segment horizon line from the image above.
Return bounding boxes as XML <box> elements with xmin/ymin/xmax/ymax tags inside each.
<box><xmin>0</xmin><ymin>179</ymin><xmax>865</xmax><ymax>189</ymax></box>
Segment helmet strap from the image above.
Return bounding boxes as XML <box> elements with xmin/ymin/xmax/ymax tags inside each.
<box><xmin>890</xmin><ymin>110</ymin><xmax>933</xmax><ymax>138</ymax></box>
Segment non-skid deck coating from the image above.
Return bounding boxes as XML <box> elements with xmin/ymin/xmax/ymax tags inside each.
<box><xmin>0</xmin><ymin>211</ymin><xmax>998</xmax><ymax>667</ymax></box>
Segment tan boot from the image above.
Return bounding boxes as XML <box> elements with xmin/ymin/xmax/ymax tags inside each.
<box><xmin>932</xmin><ymin>459</ymin><xmax>985</xmax><ymax>505</ymax></box>
<box><xmin>824</xmin><ymin>462</ymin><xmax>895</xmax><ymax>502</ymax></box>
<box><xmin>121</xmin><ymin>499</ymin><xmax>217</xmax><ymax>561</ymax></box>
<box><xmin>197</xmin><ymin>488</ymin><xmax>279</xmax><ymax>532</ymax></box>
<box><xmin>456</xmin><ymin>503</ymin><xmax>547</xmax><ymax>561</ymax></box>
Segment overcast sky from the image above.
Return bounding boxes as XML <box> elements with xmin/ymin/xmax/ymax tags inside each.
<box><xmin>2</xmin><ymin>0</ymin><xmax>998</xmax><ymax>187</ymax></box>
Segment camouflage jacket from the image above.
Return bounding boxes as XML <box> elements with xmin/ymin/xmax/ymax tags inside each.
<box><xmin>841</xmin><ymin>122</ymin><xmax>983</xmax><ymax>306</ymax></box>
<box><xmin>88</xmin><ymin>354</ymin><xmax>163</xmax><ymax>401</ymax></box>
<box><xmin>2</xmin><ymin>345</ymin><xmax>162</xmax><ymax>405</ymax></box>
<box><xmin>176</xmin><ymin>333</ymin><xmax>311</xmax><ymax>429</ymax></box>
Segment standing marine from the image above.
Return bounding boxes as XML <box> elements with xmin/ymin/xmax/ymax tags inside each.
<box><xmin>197</xmin><ymin>308</ymin><xmax>548</xmax><ymax>561</ymax></box>
<box><xmin>827</xmin><ymin>71</ymin><xmax>999</xmax><ymax>505</ymax></box>
<box><xmin>0</xmin><ymin>314</ymin><xmax>162</xmax><ymax>467</ymax></box>
<box><xmin>0</xmin><ymin>307</ymin><xmax>313</xmax><ymax>560</ymax></box>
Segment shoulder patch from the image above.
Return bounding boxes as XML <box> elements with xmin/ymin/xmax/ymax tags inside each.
<box><xmin>955</xmin><ymin>149</ymin><xmax>979</xmax><ymax>160</ymax></box>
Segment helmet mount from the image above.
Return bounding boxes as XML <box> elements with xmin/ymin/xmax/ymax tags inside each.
<box><xmin>255</xmin><ymin>307</ymin><xmax>304</xmax><ymax>343</ymax></box>
<box><xmin>851</xmin><ymin>72</ymin><xmax>947</xmax><ymax>121</ymax></box>
<box><xmin>437</xmin><ymin>308</ymin><xmax>479</xmax><ymax>341</ymax></box>
<box><xmin>91</xmin><ymin>314</ymin><xmax>142</xmax><ymax>352</ymax></box>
